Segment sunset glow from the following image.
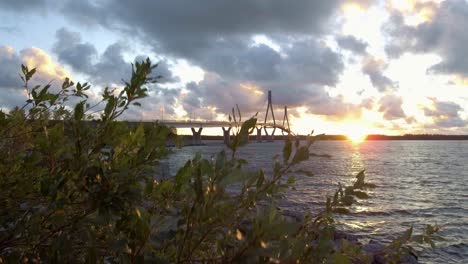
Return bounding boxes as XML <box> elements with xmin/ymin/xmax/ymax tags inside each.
<box><xmin>342</xmin><ymin>122</ymin><xmax>369</xmax><ymax>143</ymax></box>
<box><xmin>346</xmin><ymin>132</ymin><xmax>368</xmax><ymax>144</ymax></box>
<box><xmin>0</xmin><ymin>0</ymin><xmax>467</xmax><ymax>135</ymax></box>
<box><xmin>341</xmin><ymin>3</ymin><xmax>365</xmax><ymax>18</ymax></box>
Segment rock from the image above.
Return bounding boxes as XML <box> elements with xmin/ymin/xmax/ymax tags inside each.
<box><xmin>401</xmin><ymin>250</ymin><xmax>418</xmax><ymax>264</ymax></box>
<box><xmin>363</xmin><ymin>240</ymin><xmax>385</xmax><ymax>254</ymax></box>
<box><xmin>334</xmin><ymin>230</ymin><xmax>359</xmax><ymax>243</ymax></box>
<box><xmin>281</xmin><ymin>209</ymin><xmax>304</xmax><ymax>222</ymax></box>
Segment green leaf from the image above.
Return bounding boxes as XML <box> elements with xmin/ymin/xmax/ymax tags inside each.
<box><xmin>353</xmin><ymin>170</ymin><xmax>366</xmax><ymax>189</ymax></box>
<box><xmin>193</xmin><ymin>167</ymin><xmax>204</xmax><ymax>201</ymax></box>
<box><xmin>218</xmin><ymin>168</ymin><xmax>253</xmax><ymax>187</ymax></box>
<box><xmin>333</xmin><ymin>207</ymin><xmax>350</xmax><ymax>214</ymax></box>
<box><xmin>400</xmin><ymin>226</ymin><xmax>413</xmax><ymax>243</ymax></box>
<box><xmin>215</xmin><ymin>150</ymin><xmax>226</xmax><ymax>172</ymax></box>
<box><xmin>74</xmin><ymin>101</ymin><xmax>85</xmax><ymax>121</ymax></box>
<box><xmin>340</xmin><ymin>195</ymin><xmax>354</xmax><ymax>206</ymax></box>
<box><xmin>291</xmin><ymin>146</ymin><xmax>309</xmax><ymax>165</ymax></box>
<box><xmin>238</xmin><ymin>117</ymin><xmax>256</xmax><ymax>146</ymax></box>
<box><xmin>174</xmin><ymin>161</ymin><xmax>192</xmax><ymax>189</ymax></box>
<box><xmin>333</xmin><ymin>253</ymin><xmax>351</xmax><ymax>264</ymax></box>
<box><xmin>353</xmin><ymin>191</ymin><xmax>369</xmax><ymax>199</ymax></box>
<box><xmin>256</xmin><ymin>170</ymin><xmax>265</xmax><ymax>188</ymax></box>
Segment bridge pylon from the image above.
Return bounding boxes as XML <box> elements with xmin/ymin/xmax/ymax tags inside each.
<box><xmin>263</xmin><ymin>90</ymin><xmax>276</xmax><ymax>142</ymax></box>
<box><xmin>190</xmin><ymin>127</ymin><xmax>203</xmax><ymax>145</ymax></box>
<box><xmin>282</xmin><ymin>106</ymin><xmax>291</xmax><ymax>136</ymax></box>
<box><xmin>222</xmin><ymin>127</ymin><xmax>231</xmax><ymax>145</ymax></box>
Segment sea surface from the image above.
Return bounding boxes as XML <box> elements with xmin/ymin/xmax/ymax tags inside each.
<box><xmin>164</xmin><ymin>140</ymin><xmax>468</xmax><ymax>263</ymax></box>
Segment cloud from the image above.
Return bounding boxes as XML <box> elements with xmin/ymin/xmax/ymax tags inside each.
<box><xmin>362</xmin><ymin>57</ymin><xmax>396</xmax><ymax>92</ymax></box>
<box><xmin>0</xmin><ymin>0</ymin><xmax>47</xmax><ymax>12</ymax></box>
<box><xmin>0</xmin><ymin>26</ymin><xmax>17</xmax><ymax>33</ymax></box>
<box><xmin>62</xmin><ymin>0</ymin><xmax>344</xmax><ymax>56</ymax></box>
<box><xmin>20</xmin><ymin>48</ymin><xmax>70</xmax><ymax>85</ymax></box>
<box><xmin>172</xmin><ymin>35</ymin><xmax>357</xmax><ymax>121</ymax></box>
<box><xmin>0</xmin><ymin>46</ymin><xmax>70</xmax><ymax>110</ymax></box>
<box><xmin>1</xmin><ymin>1</ymin><xmax>385</xmax><ymax>122</ymax></box>
<box><xmin>0</xmin><ymin>46</ymin><xmax>23</xmax><ymax>89</ymax></box>
<box><xmin>336</xmin><ymin>35</ymin><xmax>368</xmax><ymax>55</ymax></box>
<box><xmin>384</xmin><ymin>0</ymin><xmax>468</xmax><ymax>79</ymax></box>
<box><xmin>378</xmin><ymin>94</ymin><xmax>406</xmax><ymax>120</ymax></box>
<box><xmin>423</xmin><ymin>99</ymin><xmax>467</xmax><ymax>128</ymax></box>
<box><xmin>123</xmin><ymin>86</ymin><xmax>181</xmax><ymax>120</ymax></box>
<box><xmin>53</xmin><ymin>28</ymin><xmax>97</xmax><ymax>73</ymax></box>
<box><xmin>52</xmin><ymin>28</ymin><xmax>179</xmax><ymax>86</ymax></box>
<box><xmin>53</xmin><ymin>1</ymin><xmax>385</xmax><ymax>122</ymax></box>
<box><xmin>49</xmin><ymin>28</ymin><xmax>184</xmax><ymax>120</ymax></box>
<box><xmin>182</xmin><ymin>73</ymin><xmax>265</xmax><ymax>116</ymax></box>
<box><xmin>306</xmin><ymin>94</ymin><xmax>364</xmax><ymax>119</ymax></box>
<box><xmin>92</xmin><ymin>43</ymin><xmax>131</xmax><ymax>85</ymax></box>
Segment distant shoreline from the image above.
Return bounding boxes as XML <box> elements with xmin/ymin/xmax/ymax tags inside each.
<box><xmin>179</xmin><ymin>134</ymin><xmax>468</xmax><ymax>141</ymax></box>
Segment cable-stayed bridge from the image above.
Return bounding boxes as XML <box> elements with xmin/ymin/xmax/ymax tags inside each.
<box><xmin>157</xmin><ymin>90</ymin><xmax>291</xmax><ymax>145</ymax></box>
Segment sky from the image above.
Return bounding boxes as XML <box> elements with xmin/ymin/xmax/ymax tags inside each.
<box><xmin>0</xmin><ymin>0</ymin><xmax>467</xmax><ymax>136</ymax></box>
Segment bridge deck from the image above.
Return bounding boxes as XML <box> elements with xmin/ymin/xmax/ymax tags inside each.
<box><xmin>133</xmin><ymin>120</ymin><xmax>289</xmax><ymax>131</ymax></box>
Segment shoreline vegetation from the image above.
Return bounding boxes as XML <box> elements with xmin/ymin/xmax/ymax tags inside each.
<box><xmin>177</xmin><ymin>134</ymin><xmax>468</xmax><ymax>141</ymax></box>
<box><xmin>0</xmin><ymin>61</ymin><xmax>440</xmax><ymax>263</ymax></box>
<box><xmin>115</xmin><ymin>122</ymin><xmax>468</xmax><ymax>141</ymax></box>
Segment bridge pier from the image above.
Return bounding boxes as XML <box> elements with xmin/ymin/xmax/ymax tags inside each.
<box><xmin>256</xmin><ymin>127</ymin><xmax>262</xmax><ymax>142</ymax></box>
<box><xmin>263</xmin><ymin>127</ymin><xmax>276</xmax><ymax>142</ymax></box>
<box><xmin>190</xmin><ymin>127</ymin><xmax>203</xmax><ymax>145</ymax></box>
<box><xmin>222</xmin><ymin>127</ymin><xmax>231</xmax><ymax>145</ymax></box>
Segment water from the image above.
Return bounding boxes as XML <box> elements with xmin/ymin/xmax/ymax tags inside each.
<box><xmin>165</xmin><ymin>140</ymin><xmax>468</xmax><ymax>263</ymax></box>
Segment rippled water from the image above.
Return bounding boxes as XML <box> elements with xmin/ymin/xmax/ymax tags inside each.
<box><xmin>165</xmin><ymin>140</ymin><xmax>468</xmax><ymax>263</ymax></box>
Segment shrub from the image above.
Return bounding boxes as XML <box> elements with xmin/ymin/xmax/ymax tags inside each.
<box><xmin>0</xmin><ymin>60</ymin><xmax>437</xmax><ymax>263</ymax></box>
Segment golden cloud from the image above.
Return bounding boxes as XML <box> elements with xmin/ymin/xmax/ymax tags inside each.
<box><xmin>20</xmin><ymin>47</ymin><xmax>70</xmax><ymax>83</ymax></box>
<box><xmin>388</xmin><ymin>0</ymin><xmax>441</xmax><ymax>24</ymax></box>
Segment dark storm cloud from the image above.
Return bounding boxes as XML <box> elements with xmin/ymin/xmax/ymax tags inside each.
<box><xmin>182</xmin><ymin>73</ymin><xmax>264</xmax><ymax>115</ymax></box>
<box><xmin>384</xmin><ymin>0</ymin><xmax>468</xmax><ymax>78</ymax></box>
<box><xmin>183</xmin><ymin>71</ymin><xmax>363</xmax><ymax>120</ymax></box>
<box><xmin>0</xmin><ymin>47</ymin><xmax>23</xmax><ymax>89</ymax></box>
<box><xmin>134</xmin><ymin>55</ymin><xmax>180</xmax><ymax>84</ymax></box>
<box><xmin>92</xmin><ymin>43</ymin><xmax>131</xmax><ymax>85</ymax></box>
<box><xmin>49</xmin><ymin>28</ymin><xmax>181</xmax><ymax>120</ymax></box>
<box><xmin>362</xmin><ymin>57</ymin><xmax>396</xmax><ymax>92</ymax></box>
<box><xmin>424</xmin><ymin>99</ymin><xmax>467</xmax><ymax>128</ymax></box>
<box><xmin>0</xmin><ymin>47</ymin><xmax>31</xmax><ymax>110</ymax></box>
<box><xmin>0</xmin><ymin>0</ymin><xmax>379</xmax><ymax>120</ymax></box>
<box><xmin>52</xmin><ymin>28</ymin><xmax>179</xmax><ymax>86</ymax></box>
<box><xmin>62</xmin><ymin>0</ymin><xmax>343</xmax><ymax>57</ymax></box>
<box><xmin>336</xmin><ymin>35</ymin><xmax>368</xmax><ymax>55</ymax></box>
<box><xmin>194</xmin><ymin>38</ymin><xmax>344</xmax><ymax>91</ymax></box>
<box><xmin>177</xmin><ymin>37</ymin><xmax>345</xmax><ymax>117</ymax></box>
<box><xmin>378</xmin><ymin>94</ymin><xmax>406</xmax><ymax>120</ymax></box>
<box><xmin>175</xmin><ymin>35</ymin><xmax>355</xmax><ymax>121</ymax></box>
<box><xmin>53</xmin><ymin>0</ymin><xmax>377</xmax><ymax>120</ymax></box>
<box><xmin>0</xmin><ymin>0</ymin><xmax>47</xmax><ymax>12</ymax></box>
<box><xmin>53</xmin><ymin>28</ymin><xmax>97</xmax><ymax>73</ymax></box>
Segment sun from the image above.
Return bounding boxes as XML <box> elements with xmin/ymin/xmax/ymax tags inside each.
<box><xmin>341</xmin><ymin>122</ymin><xmax>369</xmax><ymax>144</ymax></box>
<box><xmin>346</xmin><ymin>131</ymin><xmax>368</xmax><ymax>144</ymax></box>
<box><xmin>341</xmin><ymin>3</ymin><xmax>365</xmax><ymax>18</ymax></box>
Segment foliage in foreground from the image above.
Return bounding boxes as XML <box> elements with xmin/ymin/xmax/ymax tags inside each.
<box><xmin>0</xmin><ymin>61</ymin><xmax>439</xmax><ymax>263</ymax></box>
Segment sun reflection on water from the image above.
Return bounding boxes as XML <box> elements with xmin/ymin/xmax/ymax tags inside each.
<box><xmin>341</xmin><ymin>219</ymin><xmax>386</xmax><ymax>231</ymax></box>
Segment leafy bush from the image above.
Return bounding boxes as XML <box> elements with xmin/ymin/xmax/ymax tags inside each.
<box><xmin>0</xmin><ymin>60</ymin><xmax>437</xmax><ymax>263</ymax></box>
